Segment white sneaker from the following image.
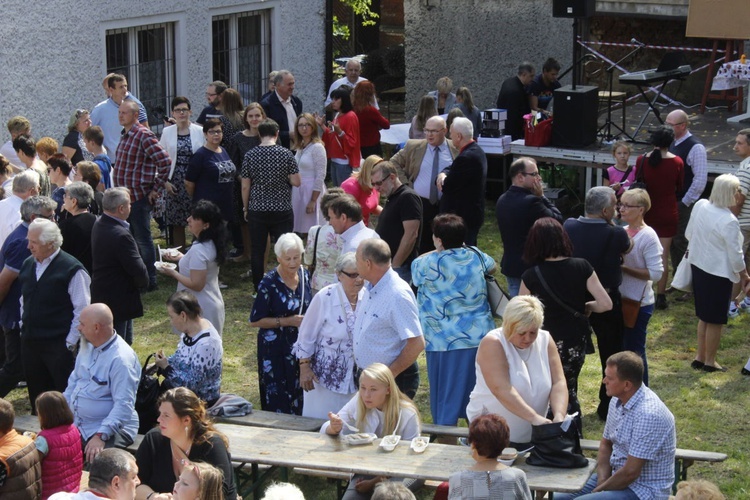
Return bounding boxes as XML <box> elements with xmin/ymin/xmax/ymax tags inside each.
<box><xmin>740</xmin><ymin>297</ymin><xmax>750</xmax><ymax>310</ymax></box>
<box><xmin>729</xmin><ymin>303</ymin><xmax>740</xmax><ymax>319</ymax></box>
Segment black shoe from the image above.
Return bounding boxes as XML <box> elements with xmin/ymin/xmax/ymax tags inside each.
<box><xmin>741</xmin><ymin>368</ymin><xmax>750</xmax><ymax>376</ymax></box>
<box><xmin>655</xmin><ymin>294</ymin><xmax>668</xmax><ymax>310</ymax></box>
<box><xmin>691</xmin><ymin>360</ymin><xmax>705</xmax><ymax>370</ymax></box>
<box><xmin>702</xmin><ymin>364</ymin><xmax>728</xmax><ymax>373</ymax></box>
<box><xmin>229</xmin><ymin>248</ymin><xmax>243</xmax><ymax>258</ymax></box>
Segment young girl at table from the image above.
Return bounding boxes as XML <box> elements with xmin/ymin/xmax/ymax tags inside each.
<box><xmin>322</xmin><ymin>362</ymin><xmax>422</xmax><ymax>499</ymax></box>
<box><xmin>171</xmin><ymin>461</ymin><xmax>224</xmax><ymax>500</ymax></box>
<box><xmin>34</xmin><ymin>391</ymin><xmax>83</xmax><ymax>499</ymax></box>
<box><xmin>603</xmin><ymin>141</ymin><xmax>635</xmax><ymax>197</ymax></box>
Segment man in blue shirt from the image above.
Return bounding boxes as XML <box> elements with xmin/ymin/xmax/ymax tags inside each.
<box><xmin>64</xmin><ymin>303</ymin><xmax>140</xmax><ymax>464</ymax></box>
<box><xmin>557</xmin><ymin>351</ymin><xmax>676</xmax><ymax>499</ymax></box>
<box><xmin>90</xmin><ymin>74</ymin><xmax>149</xmax><ymax>157</ymax></box>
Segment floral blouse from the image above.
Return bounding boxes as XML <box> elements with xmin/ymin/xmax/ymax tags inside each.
<box><xmin>164</xmin><ymin>322</ymin><xmax>223</xmax><ymax>403</ymax></box>
<box><xmin>292</xmin><ymin>283</ymin><xmax>361</xmax><ymax>395</ymax></box>
<box><xmin>304</xmin><ymin>223</ymin><xmax>342</xmax><ymax>291</ymax></box>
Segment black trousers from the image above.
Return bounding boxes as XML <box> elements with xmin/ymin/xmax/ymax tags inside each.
<box><xmin>247</xmin><ymin>210</ymin><xmax>294</xmax><ymax>291</ymax></box>
<box><xmin>21</xmin><ymin>336</ymin><xmax>75</xmax><ymax>413</ymax></box>
<box><xmin>418</xmin><ymin>197</ymin><xmax>440</xmax><ymax>255</ymax></box>
<box><xmin>0</xmin><ymin>327</ymin><xmax>23</xmax><ymax>398</ymax></box>
<box><xmin>588</xmin><ymin>291</ymin><xmax>624</xmax><ymax>419</ymax></box>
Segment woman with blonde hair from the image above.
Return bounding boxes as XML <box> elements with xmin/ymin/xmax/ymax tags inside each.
<box><xmin>685</xmin><ymin>173</ymin><xmax>750</xmax><ymax>372</ymax></box>
<box><xmin>428</xmin><ymin>76</ymin><xmax>457</xmax><ymax>114</ymax></box>
<box><xmin>467</xmin><ymin>295</ymin><xmax>568</xmax><ymax>447</ymax></box>
<box><xmin>323</xmin><ymin>363</ymin><xmax>421</xmax><ymax>499</ymax></box>
<box><xmin>409</xmin><ymin>95</ymin><xmax>438</xmax><ymax>140</ymax></box>
<box><xmin>453</xmin><ymin>87</ymin><xmax>482</xmax><ymax>139</ymax></box>
<box><xmin>135</xmin><ymin>388</ymin><xmax>236</xmax><ymax>500</ymax></box>
<box><xmin>291</xmin><ymin>113</ymin><xmax>327</xmax><ymax>238</ymax></box>
<box><xmin>619</xmin><ymin>188</ymin><xmax>663</xmax><ymax>385</ymax></box>
<box><xmin>172</xmin><ymin>461</ymin><xmax>224</xmax><ymax>500</ymax></box>
<box><xmin>341</xmin><ymin>154</ymin><xmax>383</xmax><ymax>227</ymax></box>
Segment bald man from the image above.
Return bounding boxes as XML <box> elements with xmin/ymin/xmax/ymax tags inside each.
<box><xmin>114</xmin><ymin>100</ymin><xmax>170</xmax><ymax>291</ymax></box>
<box><xmin>353</xmin><ymin>239</ymin><xmax>425</xmax><ymax>398</ymax></box>
<box><xmin>64</xmin><ymin>303</ymin><xmax>140</xmax><ymax>463</ymax></box>
<box><xmin>665</xmin><ymin>110</ymin><xmax>707</xmax><ymax>285</ymax></box>
<box><xmin>389</xmin><ymin>116</ymin><xmax>459</xmax><ymax>253</ymax></box>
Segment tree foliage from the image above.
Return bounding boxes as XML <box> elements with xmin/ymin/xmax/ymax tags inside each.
<box><xmin>340</xmin><ymin>0</ymin><xmax>378</xmax><ymax>26</ymax></box>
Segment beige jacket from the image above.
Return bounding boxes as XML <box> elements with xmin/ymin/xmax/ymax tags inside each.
<box><xmin>389</xmin><ymin>138</ymin><xmax>459</xmax><ymax>186</ymax></box>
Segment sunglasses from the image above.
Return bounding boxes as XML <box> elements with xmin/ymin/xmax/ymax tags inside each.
<box><xmin>339</xmin><ymin>270</ymin><xmax>360</xmax><ymax>279</ymax></box>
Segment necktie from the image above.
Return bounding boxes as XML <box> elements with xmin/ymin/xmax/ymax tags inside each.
<box><xmin>429</xmin><ymin>146</ymin><xmax>440</xmax><ymax>205</ymax></box>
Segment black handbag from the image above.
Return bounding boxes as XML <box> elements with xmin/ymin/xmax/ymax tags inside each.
<box><xmin>526</xmin><ymin>420</ymin><xmax>589</xmax><ymax>468</ymax></box>
<box><xmin>135</xmin><ymin>354</ymin><xmax>162</xmax><ymax>434</ymax></box>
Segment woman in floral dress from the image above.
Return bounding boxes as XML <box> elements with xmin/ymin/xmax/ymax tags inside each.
<box><xmin>250</xmin><ymin>233</ymin><xmax>312</xmax><ymax>414</ymax></box>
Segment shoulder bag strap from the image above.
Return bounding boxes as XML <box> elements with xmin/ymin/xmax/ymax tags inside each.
<box><xmin>298</xmin><ymin>267</ymin><xmax>306</xmax><ymax>315</ymax></box>
<box><xmin>464</xmin><ymin>245</ymin><xmax>488</xmax><ymax>275</ymax></box>
<box><xmin>619</xmin><ymin>165</ymin><xmax>633</xmax><ymax>184</ymax></box>
<box><xmin>533</xmin><ymin>266</ymin><xmax>584</xmax><ymax>319</ymax></box>
<box><xmin>312</xmin><ymin>226</ymin><xmax>322</xmax><ymax>270</ymax></box>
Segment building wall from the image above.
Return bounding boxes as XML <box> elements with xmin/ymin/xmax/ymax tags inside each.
<box><xmin>403</xmin><ymin>0</ymin><xmax>574</xmax><ymax>116</ymax></box>
<box><xmin>0</xmin><ymin>0</ymin><xmax>325</xmax><ymax>144</ymax></box>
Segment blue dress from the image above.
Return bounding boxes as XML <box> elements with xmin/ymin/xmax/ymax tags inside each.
<box><xmin>250</xmin><ymin>268</ymin><xmax>312</xmax><ymax>414</ymax></box>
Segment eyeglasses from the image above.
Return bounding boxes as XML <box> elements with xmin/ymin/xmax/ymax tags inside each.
<box><xmin>371</xmin><ymin>177</ymin><xmax>387</xmax><ymax>188</ymax></box>
<box><xmin>521</xmin><ymin>171</ymin><xmax>540</xmax><ymax>177</ymax></box>
<box><xmin>617</xmin><ymin>203</ymin><xmax>643</xmax><ymax>210</ymax></box>
<box><xmin>423</xmin><ymin>128</ymin><xmax>444</xmax><ymax>135</ymax></box>
<box><xmin>206</xmin><ymin>129</ymin><xmax>223</xmax><ymax>136</ymax></box>
<box><xmin>205</xmin><ymin>92</ymin><xmax>217</xmax><ymax>97</ymax></box>
<box><xmin>297</xmin><ymin>123</ymin><xmax>312</xmax><ymax>128</ymax></box>
<box><xmin>340</xmin><ymin>270</ymin><xmax>360</xmax><ymax>279</ymax></box>
<box><xmin>173</xmin><ymin>108</ymin><xmax>190</xmax><ymax>114</ymax></box>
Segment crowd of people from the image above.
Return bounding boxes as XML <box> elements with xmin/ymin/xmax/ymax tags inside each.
<box><xmin>0</xmin><ymin>61</ymin><xmax>746</xmax><ymax>499</ymax></box>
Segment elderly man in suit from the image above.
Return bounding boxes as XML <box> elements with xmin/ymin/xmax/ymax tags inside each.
<box><xmin>260</xmin><ymin>70</ymin><xmax>303</xmax><ymax>149</ymax></box>
<box><xmin>389</xmin><ymin>116</ymin><xmax>458</xmax><ymax>253</ymax></box>
<box><xmin>436</xmin><ymin>117</ymin><xmax>487</xmax><ymax>246</ymax></box>
<box><xmin>90</xmin><ymin>187</ymin><xmax>149</xmax><ymax>345</ymax></box>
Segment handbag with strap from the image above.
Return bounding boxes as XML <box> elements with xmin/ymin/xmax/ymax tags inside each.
<box><xmin>465</xmin><ymin>245</ymin><xmax>510</xmax><ymax>318</ymax></box>
<box><xmin>526</xmin><ymin>420</ymin><xmax>589</xmax><ymax>469</ymax></box>
<box><xmin>135</xmin><ymin>354</ymin><xmax>163</xmax><ymax>434</ymax></box>
<box><xmin>308</xmin><ymin>226</ymin><xmax>322</xmax><ymax>276</ymax></box>
<box><xmin>629</xmin><ymin>156</ymin><xmax>647</xmax><ymax>191</ymax></box>
<box><xmin>622</xmin><ymin>282</ymin><xmax>647</xmax><ymax>329</ymax></box>
<box><xmin>671</xmin><ymin>250</ymin><xmax>692</xmax><ymax>292</ymax></box>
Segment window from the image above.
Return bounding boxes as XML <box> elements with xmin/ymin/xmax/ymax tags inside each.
<box><xmin>212</xmin><ymin>10</ymin><xmax>272</xmax><ymax>103</ymax></box>
<box><xmin>106</xmin><ymin>23</ymin><xmax>175</xmax><ymax>133</ymax></box>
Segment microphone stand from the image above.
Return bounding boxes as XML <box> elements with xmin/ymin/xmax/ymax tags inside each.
<box><xmin>598</xmin><ymin>42</ymin><xmax>643</xmax><ymax>143</ymax></box>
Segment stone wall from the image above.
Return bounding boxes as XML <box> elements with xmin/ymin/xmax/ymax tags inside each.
<box><xmin>0</xmin><ymin>0</ymin><xmax>325</xmax><ymax>143</ymax></box>
<box><xmin>403</xmin><ymin>0</ymin><xmax>574</xmax><ymax>118</ymax></box>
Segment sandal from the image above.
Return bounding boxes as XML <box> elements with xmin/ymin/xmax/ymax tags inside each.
<box><xmin>240</xmin><ymin>270</ymin><xmax>252</xmax><ymax>280</ymax></box>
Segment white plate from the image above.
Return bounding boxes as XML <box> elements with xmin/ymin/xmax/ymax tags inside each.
<box><xmin>379</xmin><ymin>435</ymin><xmax>401</xmax><ymax>452</ymax></box>
<box><xmin>343</xmin><ymin>433</ymin><xmax>377</xmax><ymax>445</ymax></box>
<box><xmin>410</xmin><ymin>437</ymin><xmax>429</xmax><ymax>453</ymax></box>
<box><xmin>160</xmin><ymin>247</ymin><xmax>181</xmax><ymax>258</ymax></box>
<box><xmin>154</xmin><ymin>261</ymin><xmax>176</xmax><ymax>271</ymax></box>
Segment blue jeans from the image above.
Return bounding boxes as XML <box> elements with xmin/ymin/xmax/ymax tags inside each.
<box><xmin>506</xmin><ymin>276</ymin><xmax>522</xmax><ymax>298</ymax></box>
<box><xmin>555</xmin><ymin>474</ymin><xmax>639</xmax><ymax>500</ymax></box>
<box><xmin>113</xmin><ymin>319</ymin><xmax>134</xmax><ymax>346</ymax></box>
<box><xmin>129</xmin><ymin>197</ymin><xmax>156</xmax><ymax>286</ymax></box>
<box><xmin>622</xmin><ymin>304</ymin><xmax>654</xmax><ymax>386</ymax></box>
<box><xmin>393</xmin><ymin>265</ymin><xmax>412</xmax><ymax>286</ymax></box>
<box><xmin>330</xmin><ymin>160</ymin><xmax>351</xmax><ymax>187</ymax></box>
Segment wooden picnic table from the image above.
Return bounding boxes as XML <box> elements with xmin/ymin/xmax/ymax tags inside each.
<box><xmin>213</xmin><ymin>410</ymin><xmax>325</xmax><ymax>432</ymax></box>
<box><xmin>215</xmin><ymin>423</ymin><xmax>595</xmax><ymax>498</ymax></box>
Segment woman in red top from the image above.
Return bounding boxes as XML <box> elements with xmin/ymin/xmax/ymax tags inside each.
<box><xmin>352</xmin><ymin>81</ymin><xmax>390</xmax><ymax>159</ymax></box>
<box><xmin>316</xmin><ymin>87</ymin><xmax>360</xmax><ymax>187</ymax></box>
<box><xmin>637</xmin><ymin>125</ymin><xmax>684</xmax><ymax>310</ymax></box>
<box><xmin>341</xmin><ymin>154</ymin><xmax>383</xmax><ymax>226</ymax></box>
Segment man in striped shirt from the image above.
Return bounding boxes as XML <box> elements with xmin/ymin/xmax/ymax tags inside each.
<box><xmin>114</xmin><ymin>101</ymin><xmax>170</xmax><ymax>291</ymax></box>
<box><xmin>733</xmin><ymin>129</ymin><xmax>750</xmax><ymax>316</ymax></box>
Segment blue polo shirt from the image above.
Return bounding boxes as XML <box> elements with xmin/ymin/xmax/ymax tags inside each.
<box><xmin>0</xmin><ymin>222</ymin><xmax>30</xmax><ymax>329</ymax></box>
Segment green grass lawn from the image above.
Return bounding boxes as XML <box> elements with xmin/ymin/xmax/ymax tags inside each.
<box><xmin>6</xmin><ymin>207</ymin><xmax>750</xmax><ymax>498</ymax></box>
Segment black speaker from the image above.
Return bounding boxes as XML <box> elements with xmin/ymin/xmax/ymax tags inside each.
<box><xmin>553</xmin><ymin>0</ymin><xmax>595</xmax><ymax>18</ymax></box>
<box><xmin>552</xmin><ymin>85</ymin><xmax>599</xmax><ymax>148</ymax></box>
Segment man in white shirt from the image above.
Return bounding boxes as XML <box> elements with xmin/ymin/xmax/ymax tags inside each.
<box><xmin>0</xmin><ymin>170</ymin><xmax>40</xmax><ymax>248</ymax></box>
<box><xmin>353</xmin><ymin>238</ymin><xmax>425</xmax><ymax>398</ymax></box>
<box><xmin>327</xmin><ymin>194</ymin><xmax>379</xmax><ymax>254</ymax></box>
<box><xmin>325</xmin><ymin>59</ymin><xmax>378</xmax><ymax>109</ymax></box>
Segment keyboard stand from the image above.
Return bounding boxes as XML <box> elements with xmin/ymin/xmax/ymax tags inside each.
<box><xmin>629</xmin><ymin>76</ymin><xmax>685</xmax><ymax>140</ymax></box>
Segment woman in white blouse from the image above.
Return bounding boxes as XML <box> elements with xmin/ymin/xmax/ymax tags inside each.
<box><xmin>466</xmin><ymin>295</ymin><xmax>567</xmax><ymax>447</ymax></box>
<box><xmin>304</xmin><ymin>188</ymin><xmax>346</xmax><ymax>294</ymax></box>
<box><xmin>618</xmin><ymin>188</ymin><xmax>663</xmax><ymax>385</ymax></box>
<box><xmin>685</xmin><ymin>174</ymin><xmax>750</xmax><ymax>373</ymax></box>
<box><xmin>291</xmin><ymin>113</ymin><xmax>327</xmax><ymax>238</ymax></box>
<box><xmin>293</xmin><ymin>252</ymin><xmax>363</xmax><ymax>418</ymax></box>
